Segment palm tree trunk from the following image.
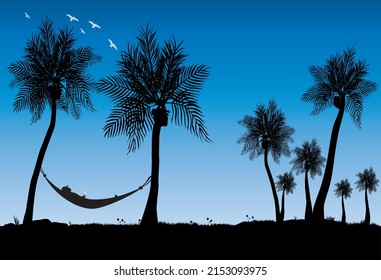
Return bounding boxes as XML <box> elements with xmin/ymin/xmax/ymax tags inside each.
<box><xmin>23</xmin><ymin>100</ymin><xmax>57</xmax><ymax>224</ymax></box>
<box><xmin>304</xmin><ymin>170</ymin><xmax>312</xmax><ymax>221</ymax></box>
<box><xmin>280</xmin><ymin>189</ymin><xmax>285</xmax><ymax>222</ymax></box>
<box><xmin>364</xmin><ymin>189</ymin><xmax>370</xmax><ymax>225</ymax></box>
<box><xmin>264</xmin><ymin>150</ymin><xmax>281</xmax><ymax>222</ymax></box>
<box><xmin>312</xmin><ymin>101</ymin><xmax>345</xmax><ymax>222</ymax></box>
<box><xmin>341</xmin><ymin>195</ymin><xmax>346</xmax><ymax>223</ymax></box>
<box><xmin>140</xmin><ymin>121</ymin><xmax>161</xmax><ymax>226</ymax></box>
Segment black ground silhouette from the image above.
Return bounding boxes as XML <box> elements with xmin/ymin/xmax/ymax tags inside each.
<box><xmin>0</xmin><ymin>219</ymin><xmax>380</xmax><ymax>260</ymax></box>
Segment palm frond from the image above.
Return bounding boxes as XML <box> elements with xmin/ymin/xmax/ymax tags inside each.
<box><xmin>97</xmin><ymin>75</ymin><xmax>133</xmax><ymax>102</ymax></box>
<box><xmin>103</xmin><ymin>97</ymin><xmax>153</xmax><ymax>153</ymax></box>
<box><xmin>345</xmin><ymin>80</ymin><xmax>378</xmax><ymax>128</ymax></box>
<box><xmin>167</xmin><ymin>64</ymin><xmax>211</xmax><ymax>142</ymax></box>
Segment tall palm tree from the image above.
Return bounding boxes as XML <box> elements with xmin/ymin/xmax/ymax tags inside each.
<box><xmin>290</xmin><ymin>138</ymin><xmax>325</xmax><ymax>221</ymax></box>
<box><xmin>333</xmin><ymin>178</ymin><xmax>352</xmax><ymax>223</ymax></box>
<box><xmin>238</xmin><ymin>99</ymin><xmax>295</xmax><ymax>222</ymax></box>
<box><xmin>97</xmin><ymin>25</ymin><xmax>211</xmax><ymax>226</ymax></box>
<box><xmin>355</xmin><ymin>167</ymin><xmax>379</xmax><ymax>225</ymax></box>
<box><xmin>8</xmin><ymin>17</ymin><xmax>101</xmax><ymax>224</ymax></box>
<box><xmin>275</xmin><ymin>171</ymin><xmax>296</xmax><ymax>222</ymax></box>
<box><xmin>302</xmin><ymin>46</ymin><xmax>377</xmax><ymax>222</ymax></box>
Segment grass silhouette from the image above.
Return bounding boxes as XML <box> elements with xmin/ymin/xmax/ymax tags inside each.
<box><xmin>0</xmin><ymin>219</ymin><xmax>379</xmax><ymax>260</ymax></box>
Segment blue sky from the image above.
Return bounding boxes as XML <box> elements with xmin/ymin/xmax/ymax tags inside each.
<box><xmin>0</xmin><ymin>0</ymin><xmax>380</xmax><ymax>226</ymax></box>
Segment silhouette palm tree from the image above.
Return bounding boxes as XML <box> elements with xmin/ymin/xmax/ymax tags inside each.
<box><xmin>238</xmin><ymin>99</ymin><xmax>295</xmax><ymax>222</ymax></box>
<box><xmin>8</xmin><ymin>17</ymin><xmax>101</xmax><ymax>224</ymax></box>
<box><xmin>302</xmin><ymin>46</ymin><xmax>377</xmax><ymax>222</ymax></box>
<box><xmin>275</xmin><ymin>171</ymin><xmax>296</xmax><ymax>222</ymax></box>
<box><xmin>97</xmin><ymin>25</ymin><xmax>211</xmax><ymax>226</ymax></box>
<box><xmin>290</xmin><ymin>138</ymin><xmax>325</xmax><ymax>221</ymax></box>
<box><xmin>333</xmin><ymin>178</ymin><xmax>352</xmax><ymax>223</ymax></box>
<box><xmin>355</xmin><ymin>167</ymin><xmax>379</xmax><ymax>225</ymax></box>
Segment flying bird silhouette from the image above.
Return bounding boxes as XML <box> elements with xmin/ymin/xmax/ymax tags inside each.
<box><xmin>80</xmin><ymin>28</ymin><xmax>86</xmax><ymax>34</ymax></box>
<box><xmin>88</xmin><ymin>21</ymin><xmax>101</xmax><ymax>29</ymax></box>
<box><xmin>25</xmin><ymin>12</ymin><xmax>30</xmax><ymax>19</ymax></box>
<box><xmin>66</xmin><ymin>14</ymin><xmax>79</xmax><ymax>22</ymax></box>
<box><xmin>108</xmin><ymin>39</ymin><xmax>117</xmax><ymax>50</ymax></box>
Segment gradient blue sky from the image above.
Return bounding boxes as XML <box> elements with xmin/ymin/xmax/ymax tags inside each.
<box><xmin>0</xmin><ymin>0</ymin><xmax>380</xmax><ymax>226</ymax></box>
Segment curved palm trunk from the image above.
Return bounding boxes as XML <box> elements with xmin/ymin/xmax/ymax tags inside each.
<box><xmin>341</xmin><ymin>195</ymin><xmax>346</xmax><ymax>224</ymax></box>
<box><xmin>312</xmin><ymin>101</ymin><xmax>345</xmax><ymax>222</ymax></box>
<box><xmin>364</xmin><ymin>189</ymin><xmax>370</xmax><ymax>225</ymax></box>
<box><xmin>140</xmin><ymin>121</ymin><xmax>161</xmax><ymax>226</ymax></box>
<box><xmin>23</xmin><ymin>100</ymin><xmax>57</xmax><ymax>224</ymax></box>
<box><xmin>264</xmin><ymin>150</ymin><xmax>281</xmax><ymax>222</ymax></box>
<box><xmin>280</xmin><ymin>189</ymin><xmax>285</xmax><ymax>222</ymax></box>
<box><xmin>304</xmin><ymin>170</ymin><xmax>312</xmax><ymax>221</ymax></box>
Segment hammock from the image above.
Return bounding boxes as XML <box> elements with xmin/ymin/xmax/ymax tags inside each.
<box><xmin>40</xmin><ymin>168</ymin><xmax>151</xmax><ymax>209</ymax></box>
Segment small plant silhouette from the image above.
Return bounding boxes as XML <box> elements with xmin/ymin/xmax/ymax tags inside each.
<box><xmin>13</xmin><ymin>215</ymin><xmax>20</xmax><ymax>225</ymax></box>
<box><xmin>246</xmin><ymin>214</ymin><xmax>255</xmax><ymax>222</ymax></box>
<box><xmin>117</xmin><ymin>218</ymin><xmax>125</xmax><ymax>225</ymax></box>
<box><xmin>206</xmin><ymin>217</ymin><xmax>213</xmax><ymax>225</ymax></box>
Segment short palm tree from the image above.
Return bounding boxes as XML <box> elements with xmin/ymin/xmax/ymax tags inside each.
<box><xmin>302</xmin><ymin>46</ymin><xmax>377</xmax><ymax>222</ymax></box>
<box><xmin>275</xmin><ymin>171</ymin><xmax>296</xmax><ymax>222</ymax></box>
<box><xmin>290</xmin><ymin>138</ymin><xmax>325</xmax><ymax>221</ymax></box>
<box><xmin>97</xmin><ymin>25</ymin><xmax>211</xmax><ymax>226</ymax></box>
<box><xmin>238</xmin><ymin>99</ymin><xmax>295</xmax><ymax>222</ymax></box>
<box><xmin>355</xmin><ymin>167</ymin><xmax>379</xmax><ymax>225</ymax></box>
<box><xmin>334</xmin><ymin>178</ymin><xmax>352</xmax><ymax>223</ymax></box>
<box><xmin>8</xmin><ymin>17</ymin><xmax>101</xmax><ymax>224</ymax></box>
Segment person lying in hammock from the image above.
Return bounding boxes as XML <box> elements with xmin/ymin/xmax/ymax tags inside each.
<box><xmin>62</xmin><ymin>185</ymin><xmax>72</xmax><ymax>193</ymax></box>
<box><xmin>61</xmin><ymin>185</ymin><xmax>86</xmax><ymax>198</ymax></box>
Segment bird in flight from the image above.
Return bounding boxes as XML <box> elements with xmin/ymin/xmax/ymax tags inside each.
<box><xmin>88</xmin><ymin>21</ymin><xmax>101</xmax><ymax>29</ymax></box>
<box><xmin>25</xmin><ymin>12</ymin><xmax>30</xmax><ymax>19</ymax></box>
<box><xmin>80</xmin><ymin>28</ymin><xmax>86</xmax><ymax>34</ymax></box>
<box><xmin>108</xmin><ymin>39</ymin><xmax>117</xmax><ymax>50</ymax></box>
<box><xmin>67</xmin><ymin>14</ymin><xmax>79</xmax><ymax>22</ymax></box>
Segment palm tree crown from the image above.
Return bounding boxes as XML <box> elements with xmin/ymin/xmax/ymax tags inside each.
<box><xmin>290</xmin><ymin>138</ymin><xmax>325</xmax><ymax>178</ymax></box>
<box><xmin>97</xmin><ymin>25</ymin><xmax>211</xmax><ymax>153</ymax></box>
<box><xmin>9</xmin><ymin>17</ymin><xmax>101</xmax><ymax>122</ymax></box>
<box><xmin>302</xmin><ymin>46</ymin><xmax>377</xmax><ymax>128</ymax></box>
<box><xmin>276</xmin><ymin>171</ymin><xmax>296</xmax><ymax>194</ymax></box>
<box><xmin>237</xmin><ymin>98</ymin><xmax>295</xmax><ymax>163</ymax></box>
<box><xmin>355</xmin><ymin>167</ymin><xmax>379</xmax><ymax>193</ymax></box>
<box><xmin>334</xmin><ymin>179</ymin><xmax>353</xmax><ymax>199</ymax></box>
